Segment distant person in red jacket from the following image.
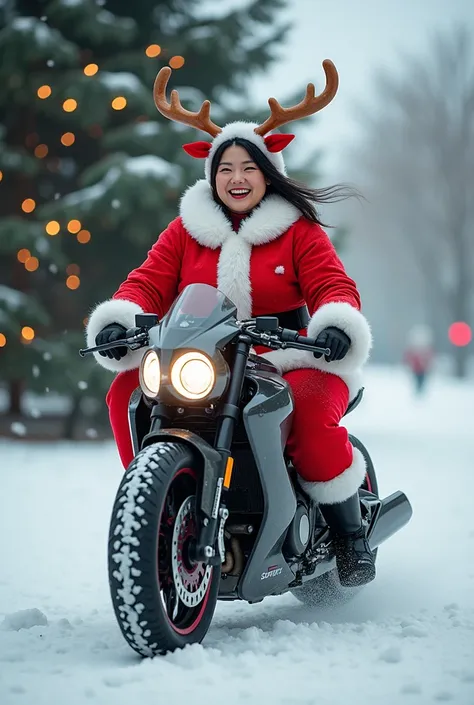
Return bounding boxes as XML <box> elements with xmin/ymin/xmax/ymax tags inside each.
<box><xmin>85</xmin><ymin>62</ymin><xmax>376</xmax><ymax>587</ymax></box>
<box><xmin>404</xmin><ymin>325</ymin><xmax>434</xmax><ymax>394</ymax></box>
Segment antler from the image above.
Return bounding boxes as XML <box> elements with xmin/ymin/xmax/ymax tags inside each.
<box><xmin>153</xmin><ymin>67</ymin><xmax>222</xmax><ymax>138</ymax></box>
<box><xmin>254</xmin><ymin>60</ymin><xmax>339</xmax><ymax>136</ymax></box>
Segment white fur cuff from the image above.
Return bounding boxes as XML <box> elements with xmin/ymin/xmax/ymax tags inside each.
<box><xmin>85</xmin><ymin>298</ymin><xmax>146</xmax><ymax>372</ymax></box>
<box><xmin>307</xmin><ymin>301</ymin><xmax>372</xmax><ymax>375</ymax></box>
<box><xmin>299</xmin><ymin>446</ymin><xmax>367</xmax><ymax>505</ymax></box>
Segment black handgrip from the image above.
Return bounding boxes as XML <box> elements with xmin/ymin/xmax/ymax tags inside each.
<box><xmin>280</xmin><ymin>327</ymin><xmax>302</xmax><ymax>343</ymax></box>
<box><xmin>280</xmin><ymin>327</ymin><xmax>330</xmax><ymax>357</ymax></box>
<box><xmin>281</xmin><ymin>327</ymin><xmax>319</xmax><ymax>346</ymax></box>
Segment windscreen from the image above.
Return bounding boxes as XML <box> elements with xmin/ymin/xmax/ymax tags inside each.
<box><xmin>166</xmin><ymin>283</ymin><xmax>236</xmax><ymax>327</ymax></box>
<box><xmin>155</xmin><ymin>283</ymin><xmax>238</xmax><ymax>352</ymax></box>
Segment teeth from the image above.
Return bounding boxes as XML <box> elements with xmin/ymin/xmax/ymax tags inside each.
<box><xmin>230</xmin><ymin>189</ymin><xmax>250</xmax><ymax>195</ymax></box>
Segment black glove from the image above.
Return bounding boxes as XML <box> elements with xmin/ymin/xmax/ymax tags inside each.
<box><xmin>95</xmin><ymin>323</ymin><xmax>128</xmax><ymax>360</ymax></box>
<box><xmin>313</xmin><ymin>326</ymin><xmax>351</xmax><ymax>362</ymax></box>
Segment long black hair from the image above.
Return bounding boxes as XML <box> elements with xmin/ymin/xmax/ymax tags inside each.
<box><xmin>210</xmin><ymin>137</ymin><xmax>360</xmax><ymax>226</ymax></box>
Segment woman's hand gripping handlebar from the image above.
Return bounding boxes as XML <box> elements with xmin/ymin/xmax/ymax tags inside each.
<box><xmin>239</xmin><ymin>316</ymin><xmax>331</xmax><ymax>358</ymax></box>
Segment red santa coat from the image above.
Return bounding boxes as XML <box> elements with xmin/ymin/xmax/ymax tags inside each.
<box><xmin>86</xmin><ymin>180</ymin><xmax>372</xmax><ymax>398</ymax></box>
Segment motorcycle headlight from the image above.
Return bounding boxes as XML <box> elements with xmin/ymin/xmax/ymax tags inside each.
<box><xmin>171</xmin><ymin>352</ymin><xmax>215</xmax><ymax>400</ymax></box>
<box><xmin>140</xmin><ymin>350</ymin><xmax>161</xmax><ymax>397</ymax></box>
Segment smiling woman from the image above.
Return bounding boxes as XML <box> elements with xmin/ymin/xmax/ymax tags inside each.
<box><xmin>214</xmin><ymin>145</ymin><xmax>268</xmax><ymax>213</ymax></box>
<box><xmin>87</xmin><ymin>60</ymin><xmax>377</xmax><ymax>593</ymax></box>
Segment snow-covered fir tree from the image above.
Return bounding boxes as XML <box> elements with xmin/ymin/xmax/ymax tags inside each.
<box><xmin>0</xmin><ymin>0</ymin><xmax>334</xmax><ymax>430</ymax></box>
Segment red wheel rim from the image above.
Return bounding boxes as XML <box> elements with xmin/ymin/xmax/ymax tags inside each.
<box><xmin>157</xmin><ymin>467</ymin><xmax>213</xmax><ymax>635</ymax></box>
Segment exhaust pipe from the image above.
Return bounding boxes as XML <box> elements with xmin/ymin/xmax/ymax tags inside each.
<box><xmin>368</xmin><ymin>491</ymin><xmax>413</xmax><ymax>550</ymax></box>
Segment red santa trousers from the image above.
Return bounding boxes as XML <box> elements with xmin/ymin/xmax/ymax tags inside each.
<box><xmin>105</xmin><ymin>367</ymin><xmax>353</xmax><ymax>483</ymax></box>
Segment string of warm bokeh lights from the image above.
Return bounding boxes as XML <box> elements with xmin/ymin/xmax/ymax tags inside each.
<box><xmin>0</xmin><ymin>327</ymin><xmax>37</xmax><ymax>347</ymax></box>
<box><xmin>35</xmin><ymin>48</ymin><xmax>185</xmax><ymax>114</ymax></box>
<box><xmin>30</xmin><ymin>49</ymin><xmax>186</xmax><ymax>166</ymax></box>
<box><xmin>11</xmin><ymin>213</ymin><xmax>88</xmax><ymax>294</ymax></box>
<box><xmin>0</xmin><ymin>49</ymin><xmax>187</xmax><ymax>349</ymax></box>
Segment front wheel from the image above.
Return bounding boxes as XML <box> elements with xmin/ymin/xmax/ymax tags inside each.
<box><xmin>108</xmin><ymin>442</ymin><xmax>220</xmax><ymax>656</ymax></box>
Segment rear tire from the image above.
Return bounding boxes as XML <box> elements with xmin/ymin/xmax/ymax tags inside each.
<box><xmin>108</xmin><ymin>442</ymin><xmax>220</xmax><ymax>656</ymax></box>
<box><xmin>291</xmin><ymin>435</ymin><xmax>378</xmax><ymax>609</ymax></box>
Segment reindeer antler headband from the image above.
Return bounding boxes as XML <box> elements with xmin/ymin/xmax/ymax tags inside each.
<box><xmin>153</xmin><ymin>60</ymin><xmax>339</xmax><ymax>180</ymax></box>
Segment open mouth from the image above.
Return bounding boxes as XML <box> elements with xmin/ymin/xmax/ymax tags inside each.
<box><xmin>228</xmin><ymin>189</ymin><xmax>251</xmax><ymax>200</ymax></box>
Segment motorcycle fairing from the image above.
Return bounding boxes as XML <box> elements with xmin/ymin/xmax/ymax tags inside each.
<box><xmin>238</xmin><ymin>369</ymin><xmax>297</xmax><ymax>602</ymax></box>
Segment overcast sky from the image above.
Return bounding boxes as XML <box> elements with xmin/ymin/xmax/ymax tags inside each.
<box><xmin>235</xmin><ymin>0</ymin><xmax>474</xmax><ymax>177</ymax></box>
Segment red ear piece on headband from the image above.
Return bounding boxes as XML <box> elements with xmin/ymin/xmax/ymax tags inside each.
<box><xmin>264</xmin><ymin>133</ymin><xmax>295</xmax><ymax>152</ymax></box>
<box><xmin>182</xmin><ymin>141</ymin><xmax>212</xmax><ymax>158</ymax></box>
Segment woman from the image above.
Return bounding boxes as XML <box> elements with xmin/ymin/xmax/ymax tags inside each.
<box><xmin>86</xmin><ymin>61</ymin><xmax>375</xmax><ymax>588</ymax></box>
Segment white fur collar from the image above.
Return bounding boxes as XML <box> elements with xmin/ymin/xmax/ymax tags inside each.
<box><xmin>179</xmin><ymin>179</ymin><xmax>300</xmax><ymax>248</ymax></box>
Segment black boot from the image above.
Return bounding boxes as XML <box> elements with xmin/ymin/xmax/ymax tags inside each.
<box><xmin>319</xmin><ymin>493</ymin><xmax>376</xmax><ymax>587</ymax></box>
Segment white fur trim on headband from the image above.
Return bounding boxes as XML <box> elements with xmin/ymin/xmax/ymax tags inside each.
<box><xmin>204</xmin><ymin>122</ymin><xmax>287</xmax><ymax>182</ymax></box>
<box><xmin>299</xmin><ymin>446</ymin><xmax>367</xmax><ymax>504</ymax></box>
<box><xmin>86</xmin><ymin>298</ymin><xmax>146</xmax><ymax>373</ymax></box>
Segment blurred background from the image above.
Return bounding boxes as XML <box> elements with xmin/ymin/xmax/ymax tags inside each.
<box><xmin>0</xmin><ymin>0</ymin><xmax>473</xmax><ymax>442</ymax></box>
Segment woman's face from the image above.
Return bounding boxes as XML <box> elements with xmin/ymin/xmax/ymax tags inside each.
<box><xmin>215</xmin><ymin>144</ymin><xmax>268</xmax><ymax>213</ymax></box>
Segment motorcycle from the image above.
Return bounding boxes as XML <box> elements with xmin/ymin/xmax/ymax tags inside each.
<box><xmin>80</xmin><ymin>282</ymin><xmax>412</xmax><ymax>657</ymax></box>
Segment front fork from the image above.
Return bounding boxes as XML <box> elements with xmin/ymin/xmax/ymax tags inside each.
<box><xmin>195</xmin><ymin>337</ymin><xmax>251</xmax><ymax>564</ymax></box>
<box><xmin>144</xmin><ymin>337</ymin><xmax>251</xmax><ymax>566</ymax></box>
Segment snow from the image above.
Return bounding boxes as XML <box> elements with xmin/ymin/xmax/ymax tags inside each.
<box><xmin>11</xmin><ymin>17</ymin><xmax>61</xmax><ymax>48</ymax></box>
<box><xmin>0</xmin><ymin>285</ymin><xmax>28</xmax><ymax>311</ymax></box>
<box><xmin>34</xmin><ymin>236</ymin><xmax>50</xmax><ymax>255</ymax></box>
<box><xmin>97</xmin><ymin>9</ymin><xmax>123</xmax><ymax>26</ymax></box>
<box><xmin>98</xmin><ymin>72</ymin><xmax>144</xmax><ymax>95</ymax></box>
<box><xmin>187</xmin><ymin>26</ymin><xmax>216</xmax><ymax>41</ymax></box>
<box><xmin>133</xmin><ymin>122</ymin><xmax>162</xmax><ymax>137</ymax></box>
<box><xmin>61</xmin><ymin>168</ymin><xmax>120</xmax><ymax>208</ymax></box>
<box><xmin>0</xmin><ymin>365</ymin><xmax>473</xmax><ymax>705</ymax></box>
<box><xmin>1</xmin><ymin>609</ymin><xmax>48</xmax><ymax>632</ymax></box>
<box><xmin>9</xmin><ymin>421</ymin><xmax>26</xmax><ymax>436</ymax></box>
<box><xmin>123</xmin><ymin>155</ymin><xmax>181</xmax><ymax>185</ymax></box>
<box><xmin>60</xmin><ymin>156</ymin><xmax>181</xmax><ymax>209</ymax></box>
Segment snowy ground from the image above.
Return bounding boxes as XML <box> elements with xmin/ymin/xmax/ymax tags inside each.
<box><xmin>1</xmin><ymin>365</ymin><xmax>473</xmax><ymax>705</ymax></box>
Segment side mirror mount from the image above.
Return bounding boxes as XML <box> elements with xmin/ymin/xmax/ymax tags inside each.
<box><xmin>135</xmin><ymin>313</ymin><xmax>160</xmax><ymax>329</ymax></box>
<box><xmin>255</xmin><ymin>316</ymin><xmax>279</xmax><ymax>332</ymax></box>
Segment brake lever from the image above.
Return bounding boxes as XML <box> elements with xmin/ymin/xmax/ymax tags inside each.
<box><xmin>241</xmin><ymin>326</ymin><xmax>331</xmax><ymax>357</ymax></box>
<box><xmin>79</xmin><ymin>330</ymin><xmax>149</xmax><ymax>357</ymax></box>
<box><xmin>280</xmin><ymin>340</ymin><xmax>331</xmax><ymax>357</ymax></box>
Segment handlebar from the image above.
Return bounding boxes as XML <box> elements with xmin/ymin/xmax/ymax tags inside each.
<box><xmin>240</xmin><ymin>322</ymin><xmax>331</xmax><ymax>358</ymax></box>
<box><xmin>78</xmin><ymin>321</ymin><xmax>331</xmax><ymax>359</ymax></box>
<box><xmin>79</xmin><ymin>329</ymin><xmax>149</xmax><ymax>357</ymax></box>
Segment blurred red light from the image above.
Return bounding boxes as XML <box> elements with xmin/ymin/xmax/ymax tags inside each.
<box><xmin>448</xmin><ymin>322</ymin><xmax>472</xmax><ymax>347</ymax></box>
